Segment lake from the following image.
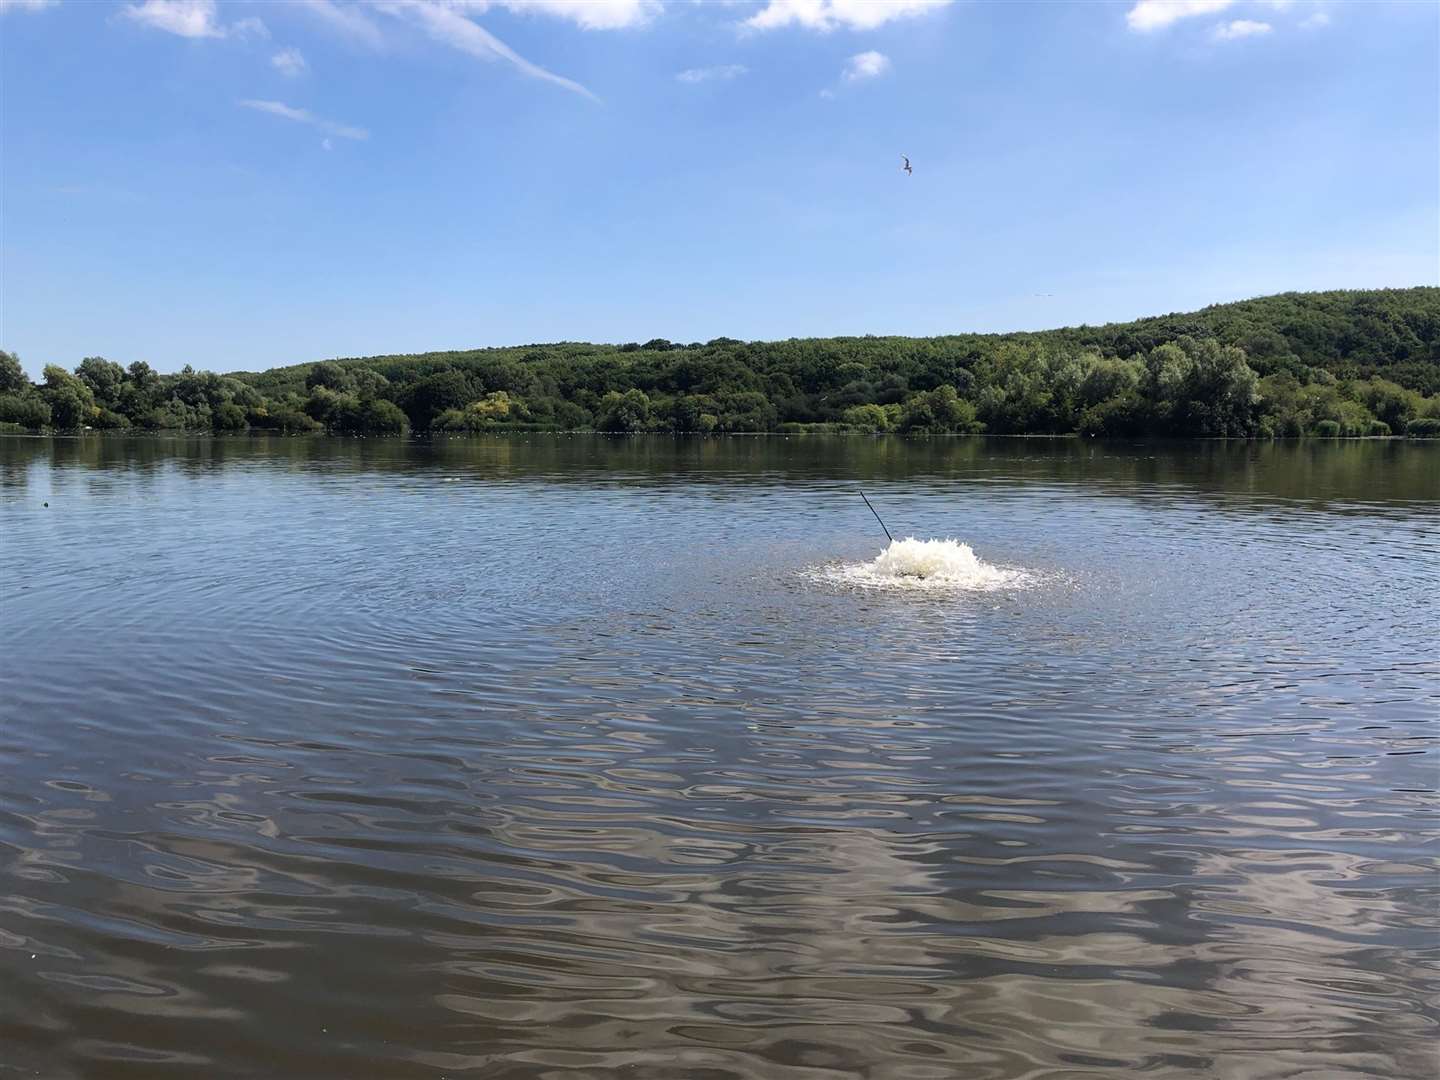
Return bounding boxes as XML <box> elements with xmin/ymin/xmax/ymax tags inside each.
<box><xmin>1</xmin><ymin>434</ymin><xmax>1437</xmax><ymax>1079</ymax></box>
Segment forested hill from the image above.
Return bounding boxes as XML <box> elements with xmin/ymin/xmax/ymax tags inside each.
<box><xmin>4</xmin><ymin>288</ymin><xmax>1439</xmax><ymax>438</ymax></box>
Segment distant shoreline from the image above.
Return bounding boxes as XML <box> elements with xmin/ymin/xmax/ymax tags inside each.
<box><xmin>2</xmin><ymin>429</ymin><xmax>1431</xmax><ymax>443</ymax></box>
<box><xmin>4</xmin><ymin>288</ymin><xmax>1438</xmax><ymax>441</ymax></box>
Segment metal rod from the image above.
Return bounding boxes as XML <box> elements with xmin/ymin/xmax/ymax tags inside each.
<box><xmin>859</xmin><ymin>490</ymin><xmax>894</xmax><ymax>544</ymax></box>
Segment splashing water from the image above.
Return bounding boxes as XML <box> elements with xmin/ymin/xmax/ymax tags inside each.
<box><xmin>812</xmin><ymin>537</ymin><xmax>1030</xmax><ymax>591</ymax></box>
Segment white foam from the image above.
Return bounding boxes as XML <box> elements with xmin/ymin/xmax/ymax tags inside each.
<box><xmin>809</xmin><ymin>537</ymin><xmax>1031</xmax><ymax>592</ymax></box>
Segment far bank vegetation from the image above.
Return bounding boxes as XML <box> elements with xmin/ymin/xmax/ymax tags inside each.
<box><xmin>3</xmin><ymin>289</ymin><xmax>1438</xmax><ymax>440</ymax></box>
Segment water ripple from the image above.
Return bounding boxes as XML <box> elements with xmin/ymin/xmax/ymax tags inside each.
<box><xmin>1</xmin><ymin>435</ymin><xmax>1437</xmax><ymax>1078</ymax></box>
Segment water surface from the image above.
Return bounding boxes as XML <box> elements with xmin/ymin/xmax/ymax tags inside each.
<box><xmin>2</xmin><ymin>435</ymin><xmax>1437</xmax><ymax>1079</ymax></box>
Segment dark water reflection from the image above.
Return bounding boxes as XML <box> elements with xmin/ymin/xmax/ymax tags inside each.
<box><xmin>2</xmin><ymin>434</ymin><xmax>1437</xmax><ymax>1079</ymax></box>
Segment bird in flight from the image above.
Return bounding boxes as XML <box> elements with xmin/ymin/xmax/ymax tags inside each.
<box><xmin>901</xmin><ymin>155</ymin><xmax>913</xmax><ymax>176</ymax></box>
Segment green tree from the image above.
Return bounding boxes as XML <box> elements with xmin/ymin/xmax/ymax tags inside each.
<box><xmin>16</xmin><ymin>287</ymin><xmax>1436</xmax><ymax>439</ymax></box>
<box><xmin>127</xmin><ymin>360</ymin><xmax>157</xmax><ymax>389</ymax></box>
<box><xmin>669</xmin><ymin>395</ymin><xmax>716</xmax><ymax>432</ymax></box>
<box><xmin>1258</xmin><ymin>373</ymin><xmax>1312</xmax><ymax>436</ymax></box>
<box><xmin>1174</xmin><ymin>339</ymin><xmax>1260</xmax><ymax>436</ymax></box>
<box><xmin>76</xmin><ymin>357</ymin><xmax>126</xmax><ymax>406</ymax></box>
<box><xmin>332</xmin><ymin>397</ymin><xmax>407</xmax><ymax>435</ymax></box>
<box><xmin>304</xmin><ymin>385</ymin><xmax>350</xmax><ymax>425</ymax></box>
<box><xmin>899</xmin><ymin>385</ymin><xmax>981</xmax><ymax>433</ymax></box>
<box><xmin>595</xmin><ymin>389</ymin><xmax>654</xmax><ymax>432</ymax></box>
<box><xmin>306</xmin><ymin>361</ymin><xmax>356</xmax><ymax>394</ymax></box>
<box><xmin>46</xmin><ymin>388</ymin><xmax>89</xmax><ymax>429</ymax></box>
<box><xmin>711</xmin><ymin>391</ymin><xmax>777</xmax><ymax>432</ymax></box>
<box><xmin>1357</xmin><ymin>378</ymin><xmax>1418</xmax><ymax>433</ymax></box>
<box><xmin>431</xmin><ymin>392</ymin><xmax>516</xmax><ymax>433</ymax></box>
<box><xmin>0</xmin><ymin>351</ymin><xmax>29</xmax><ymax>395</ymax></box>
<box><xmin>1142</xmin><ymin>342</ymin><xmax>1191</xmax><ymax>406</ymax></box>
<box><xmin>42</xmin><ymin>365</ymin><xmax>95</xmax><ymax>428</ymax></box>
<box><xmin>214</xmin><ymin>403</ymin><xmax>248</xmax><ymax>431</ymax></box>
<box><xmin>842</xmin><ymin>403</ymin><xmax>891</xmax><ymax>432</ymax></box>
<box><xmin>351</xmin><ymin>368</ymin><xmax>391</xmax><ymax>399</ymax></box>
<box><xmin>400</xmin><ymin>370</ymin><xmax>474</xmax><ymax>430</ymax></box>
<box><xmin>0</xmin><ymin>394</ymin><xmax>50</xmax><ymax>429</ymax></box>
<box><xmin>1078</xmin><ymin>356</ymin><xmax>1142</xmax><ymax>409</ymax></box>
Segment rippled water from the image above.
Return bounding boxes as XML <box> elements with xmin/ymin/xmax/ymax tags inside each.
<box><xmin>2</xmin><ymin>434</ymin><xmax>1437</xmax><ymax>1079</ymax></box>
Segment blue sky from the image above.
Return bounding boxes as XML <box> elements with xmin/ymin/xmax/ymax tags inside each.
<box><xmin>2</xmin><ymin>0</ymin><xmax>1436</xmax><ymax>376</ymax></box>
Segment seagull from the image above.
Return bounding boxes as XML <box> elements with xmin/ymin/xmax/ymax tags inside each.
<box><xmin>901</xmin><ymin>155</ymin><xmax>913</xmax><ymax>176</ymax></box>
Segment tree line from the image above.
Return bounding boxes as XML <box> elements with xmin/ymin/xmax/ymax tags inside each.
<box><xmin>3</xmin><ymin>287</ymin><xmax>1438</xmax><ymax>439</ymax></box>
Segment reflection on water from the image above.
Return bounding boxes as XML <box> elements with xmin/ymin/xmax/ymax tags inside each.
<box><xmin>1</xmin><ymin>434</ymin><xmax>1437</xmax><ymax>1079</ymax></box>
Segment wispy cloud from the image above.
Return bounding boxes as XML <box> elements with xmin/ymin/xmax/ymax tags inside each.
<box><xmin>372</xmin><ymin>1</ymin><xmax>600</xmax><ymax>102</ymax></box>
<box><xmin>121</xmin><ymin>0</ymin><xmax>266</xmax><ymax>39</ymax></box>
<box><xmin>466</xmin><ymin>0</ymin><xmax>661</xmax><ymax>31</ymax></box>
<box><xmin>745</xmin><ymin>0</ymin><xmax>950</xmax><ymax>33</ymax></box>
<box><xmin>296</xmin><ymin>1</ymin><xmax>629</xmax><ymax>100</ymax></box>
<box><xmin>1300</xmin><ymin>10</ymin><xmax>1330</xmax><ymax>29</ymax></box>
<box><xmin>299</xmin><ymin>0</ymin><xmax>388</xmax><ymax>48</ymax></box>
<box><xmin>123</xmin><ymin>0</ymin><xmax>223</xmax><ymax>37</ymax></box>
<box><xmin>298</xmin><ymin>0</ymin><xmax>657</xmax><ymax>49</ymax></box>
<box><xmin>1212</xmin><ymin>18</ymin><xmax>1271</xmax><ymax>39</ymax></box>
<box><xmin>239</xmin><ymin>99</ymin><xmax>368</xmax><ymax>141</ymax></box>
<box><xmin>1126</xmin><ymin>0</ymin><xmax>1233</xmax><ymax>33</ymax></box>
<box><xmin>231</xmin><ymin>15</ymin><xmax>267</xmax><ymax>38</ymax></box>
<box><xmin>271</xmin><ymin>47</ymin><xmax>308</xmax><ymax>76</ymax></box>
<box><xmin>0</xmin><ymin>0</ymin><xmax>59</xmax><ymax>13</ymax></box>
<box><xmin>843</xmin><ymin>49</ymin><xmax>890</xmax><ymax>81</ymax></box>
<box><xmin>676</xmin><ymin>63</ymin><xmax>746</xmax><ymax>84</ymax></box>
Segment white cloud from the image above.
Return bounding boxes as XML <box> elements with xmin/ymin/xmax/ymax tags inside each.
<box><xmin>122</xmin><ymin>0</ymin><xmax>221</xmax><ymax>37</ymax></box>
<box><xmin>745</xmin><ymin>0</ymin><xmax>949</xmax><ymax>33</ymax></box>
<box><xmin>295</xmin><ymin>0</ymin><xmax>652</xmax><ymax>101</ymax></box>
<box><xmin>1125</xmin><ymin>0</ymin><xmax>1233</xmax><ymax>32</ymax></box>
<box><xmin>0</xmin><ymin>0</ymin><xmax>59</xmax><ymax>13</ymax></box>
<box><xmin>299</xmin><ymin>0</ymin><xmax>388</xmax><ymax>48</ymax></box>
<box><xmin>1212</xmin><ymin>18</ymin><xmax>1271</xmax><ymax>39</ymax></box>
<box><xmin>300</xmin><ymin>0</ymin><xmax>656</xmax><ymax>46</ymax></box>
<box><xmin>121</xmin><ymin>0</ymin><xmax>266</xmax><ymax>39</ymax></box>
<box><xmin>471</xmin><ymin>0</ymin><xmax>661</xmax><ymax>31</ymax></box>
<box><xmin>675</xmin><ymin>63</ymin><xmax>746</xmax><ymax>83</ymax></box>
<box><xmin>299</xmin><ymin>0</ymin><xmax>645</xmax><ymax>100</ymax></box>
<box><xmin>843</xmin><ymin>49</ymin><xmax>890</xmax><ymax>81</ymax></box>
<box><xmin>231</xmin><ymin>15</ymin><xmax>268</xmax><ymax>38</ymax></box>
<box><xmin>239</xmin><ymin>99</ymin><xmax>369</xmax><ymax>140</ymax></box>
<box><xmin>322</xmin><ymin>137</ymin><xmax>334</xmax><ymax>151</ymax></box>
<box><xmin>271</xmin><ymin>47</ymin><xmax>308</xmax><ymax>76</ymax></box>
<box><xmin>1301</xmin><ymin>11</ymin><xmax>1330</xmax><ymax>28</ymax></box>
<box><xmin>371</xmin><ymin>1</ymin><xmax>600</xmax><ymax>101</ymax></box>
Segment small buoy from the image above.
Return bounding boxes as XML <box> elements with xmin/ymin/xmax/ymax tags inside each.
<box><xmin>42</xmin><ymin>502</ymin><xmax>48</xmax><ymax>508</ymax></box>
